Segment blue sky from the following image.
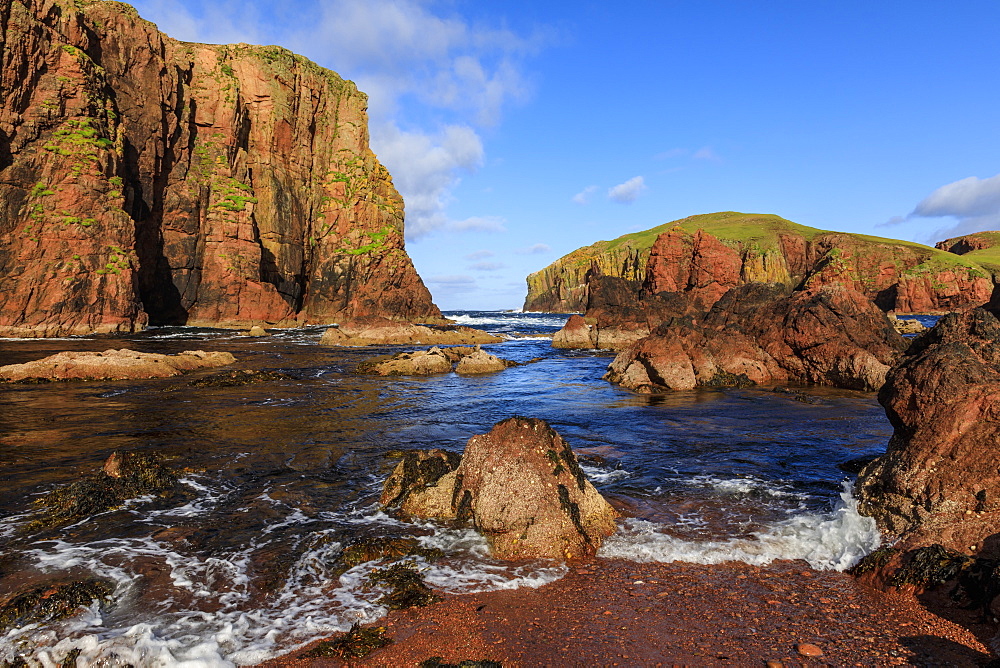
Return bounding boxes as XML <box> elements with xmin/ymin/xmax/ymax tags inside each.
<box><xmin>125</xmin><ymin>0</ymin><xmax>1000</xmax><ymax>310</ymax></box>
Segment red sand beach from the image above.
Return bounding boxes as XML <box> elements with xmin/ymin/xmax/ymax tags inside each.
<box><xmin>262</xmin><ymin>559</ymin><xmax>994</xmax><ymax>667</ymax></box>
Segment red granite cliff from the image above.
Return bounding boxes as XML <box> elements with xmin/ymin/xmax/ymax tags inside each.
<box><xmin>0</xmin><ymin>0</ymin><xmax>440</xmax><ymax>336</ymax></box>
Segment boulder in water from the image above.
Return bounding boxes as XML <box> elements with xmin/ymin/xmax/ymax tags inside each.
<box><xmin>382</xmin><ymin>418</ymin><xmax>618</xmax><ymax>560</ymax></box>
<box><xmin>0</xmin><ymin>578</ymin><xmax>115</xmax><ymax>631</ymax></box>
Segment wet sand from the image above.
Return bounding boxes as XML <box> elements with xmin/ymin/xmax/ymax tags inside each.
<box><xmin>262</xmin><ymin>559</ymin><xmax>995</xmax><ymax>667</ymax></box>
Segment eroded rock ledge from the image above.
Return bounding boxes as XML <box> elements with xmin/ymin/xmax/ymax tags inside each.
<box><xmin>381</xmin><ymin>417</ymin><xmax>618</xmax><ymax>560</ymax></box>
<box><xmin>321</xmin><ymin>320</ymin><xmax>502</xmax><ymax>347</ymax></box>
<box><xmin>0</xmin><ymin>348</ymin><xmax>236</xmax><ymax>381</ymax></box>
<box><xmin>604</xmin><ymin>283</ymin><xmax>906</xmax><ymax>393</ymax></box>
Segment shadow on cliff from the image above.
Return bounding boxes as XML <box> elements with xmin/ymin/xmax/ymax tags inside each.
<box><xmin>124</xmin><ymin>134</ymin><xmax>189</xmax><ymax>326</ymax></box>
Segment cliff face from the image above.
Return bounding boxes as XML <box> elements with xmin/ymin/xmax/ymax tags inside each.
<box><xmin>0</xmin><ymin>0</ymin><xmax>440</xmax><ymax>337</ymax></box>
<box><xmin>525</xmin><ymin>212</ymin><xmax>992</xmax><ymax>314</ymax></box>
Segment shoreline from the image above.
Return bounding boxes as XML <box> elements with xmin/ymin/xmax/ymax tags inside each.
<box><xmin>260</xmin><ymin>558</ymin><xmax>994</xmax><ymax>667</ymax></box>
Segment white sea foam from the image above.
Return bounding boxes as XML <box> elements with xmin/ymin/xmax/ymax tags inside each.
<box><xmin>599</xmin><ymin>483</ymin><xmax>879</xmax><ymax>571</ymax></box>
<box><xmin>1</xmin><ymin>496</ymin><xmax>569</xmax><ymax>667</ymax></box>
<box><xmin>580</xmin><ymin>463</ymin><xmax>631</xmax><ymax>484</ymax></box>
<box><xmin>682</xmin><ymin>474</ymin><xmax>808</xmax><ymax>501</ymax></box>
<box><xmin>445</xmin><ymin>312</ymin><xmax>568</xmax><ymax>329</ymax></box>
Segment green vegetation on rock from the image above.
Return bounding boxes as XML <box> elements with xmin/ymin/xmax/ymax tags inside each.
<box><xmin>525</xmin><ymin>211</ymin><xmax>995</xmax><ymax>311</ymax></box>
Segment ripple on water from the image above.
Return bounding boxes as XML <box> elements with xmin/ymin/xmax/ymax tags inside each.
<box><xmin>0</xmin><ymin>312</ymin><xmax>891</xmax><ymax>665</ymax></box>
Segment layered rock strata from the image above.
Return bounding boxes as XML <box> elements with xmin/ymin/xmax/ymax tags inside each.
<box><xmin>857</xmin><ymin>309</ymin><xmax>1000</xmax><ymax>556</ymax></box>
<box><xmin>604</xmin><ymin>284</ymin><xmax>907</xmax><ymax>392</ymax></box>
<box><xmin>526</xmin><ymin>212</ymin><xmax>992</xmax><ymax>314</ymax></box>
<box><xmin>0</xmin><ymin>348</ymin><xmax>235</xmax><ymax>381</ymax></box>
<box><xmin>381</xmin><ymin>417</ymin><xmax>618</xmax><ymax>560</ymax></box>
<box><xmin>321</xmin><ymin>320</ymin><xmax>502</xmax><ymax>346</ymax></box>
<box><xmin>0</xmin><ymin>0</ymin><xmax>439</xmax><ymax>337</ymax></box>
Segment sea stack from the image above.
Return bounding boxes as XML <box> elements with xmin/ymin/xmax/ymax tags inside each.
<box><xmin>0</xmin><ymin>0</ymin><xmax>439</xmax><ymax>337</ymax></box>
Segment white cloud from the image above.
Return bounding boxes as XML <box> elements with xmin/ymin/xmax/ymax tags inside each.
<box><xmin>372</xmin><ymin>123</ymin><xmax>484</xmax><ymax>238</ymax></box>
<box><xmin>130</xmin><ymin>0</ymin><xmax>540</xmax><ymax>242</ymax></box>
<box><xmin>469</xmin><ymin>261</ymin><xmax>505</xmax><ymax>271</ymax></box>
<box><xmin>450</xmin><ymin>216</ymin><xmax>507</xmax><ymax>233</ymax></box>
<box><xmin>912</xmin><ymin>174</ymin><xmax>1000</xmax><ymax>219</ymax></box>
<box><xmin>653</xmin><ymin>148</ymin><xmax>688</xmax><ymax>160</ymax></box>
<box><xmin>572</xmin><ymin>185</ymin><xmax>599</xmax><ymax>205</ymax></box>
<box><xmin>516</xmin><ymin>243</ymin><xmax>551</xmax><ymax>254</ymax></box>
<box><xmin>887</xmin><ymin>173</ymin><xmax>1000</xmax><ymax>240</ymax></box>
<box><xmin>129</xmin><ymin>0</ymin><xmax>264</xmax><ymax>44</ymax></box>
<box><xmin>465</xmin><ymin>250</ymin><xmax>495</xmax><ymax>260</ymax></box>
<box><xmin>608</xmin><ymin>176</ymin><xmax>647</xmax><ymax>204</ymax></box>
<box><xmin>692</xmin><ymin>146</ymin><xmax>722</xmax><ymax>162</ymax></box>
<box><xmin>305</xmin><ymin>0</ymin><xmax>537</xmax><ymax>239</ymax></box>
<box><xmin>427</xmin><ymin>275</ymin><xmax>476</xmax><ymax>285</ymax></box>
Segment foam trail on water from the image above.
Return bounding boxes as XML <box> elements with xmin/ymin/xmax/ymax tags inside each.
<box><xmin>599</xmin><ymin>483</ymin><xmax>880</xmax><ymax>571</ymax></box>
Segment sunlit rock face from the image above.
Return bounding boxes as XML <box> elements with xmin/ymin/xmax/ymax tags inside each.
<box><xmin>0</xmin><ymin>0</ymin><xmax>439</xmax><ymax>337</ymax></box>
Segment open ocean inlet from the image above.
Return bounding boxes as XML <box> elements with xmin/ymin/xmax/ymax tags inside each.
<box><xmin>0</xmin><ymin>312</ymin><xmax>918</xmax><ymax>666</ymax></box>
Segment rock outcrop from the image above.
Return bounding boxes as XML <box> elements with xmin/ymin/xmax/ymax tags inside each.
<box><xmin>0</xmin><ymin>0</ymin><xmax>439</xmax><ymax>337</ymax></box>
<box><xmin>525</xmin><ymin>212</ymin><xmax>992</xmax><ymax>314</ymax></box>
<box><xmin>381</xmin><ymin>418</ymin><xmax>619</xmax><ymax>560</ymax></box>
<box><xmin>857</xmin><ymin>309</ymin><xmax>1000</xmax><ymax>556</ymax></box>
<box><xmin>604</xmin><ymin>284</ymin><xmax>907</xmax><ymax>392</ymax></box>
<box><xmin>321</xmin><ymin>320</ymin><xmax>502</xmax><ymax>346</ymax></box>
<box><xmin>551</xmin><ymin>264</ymin><xmax>696</xmax><ymax>350</ymax></box>
<box><xmin>357</xmin><ymin>345</ymin><xmax>515</xmax><ymax>376</ymax></box>
<box><xmin>551</xmin><ymin>314</ymin><xmax>596</xmax><ymax>349</ymax></box>
<box><xmin>0</xmin><ymin>348</ymin><xmax>236</xmax><ymax>381</ymax></box>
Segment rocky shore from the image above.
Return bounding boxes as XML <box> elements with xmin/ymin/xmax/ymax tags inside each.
<box><xmin>265</xmin><ymin>560</ymin><xmax>992</xmax><ymax>666</ymax></box>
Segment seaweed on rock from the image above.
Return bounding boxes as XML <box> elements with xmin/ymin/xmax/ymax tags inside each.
<box><xmin>367</xmin><ymin>562</ymin><xmax>441</xmax><ymax>610</ymax></box>
<box><xmin>0</xmin><ymin>579</ymin><xmax>114</xmax><ymax>631</ymax></box>
<box><xmin>298</xmin><ymin>624</ymin><xmax>393</xmax><ymax>659</ymax></box>
<box><xmin>30</xmin><ymin>451</ymin><xmax>179</xmax><ymax>530</ymax></box>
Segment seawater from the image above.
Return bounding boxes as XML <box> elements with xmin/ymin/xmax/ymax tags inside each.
<box><xmin>0</xmin><ymin>311</ymin><xmax>891</xmax><ymax>666</ymax></box>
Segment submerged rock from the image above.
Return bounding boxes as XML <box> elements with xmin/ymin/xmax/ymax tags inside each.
<box><xmin>604</xmin><ymin>284</ymin><xmax>906</xmax><ymax>392</ymax></box>
<box><xmin>31</xmin><ymin>451</ymin><xmax>179</xmax><ymax>529</ymax></box>
<box><xmin>0</xmin><ymin>578</ymin><xmax>115</xmax><ymax>631</ymax></box>
<box><xmin>188</xmin><ymin>369</ymin><xmax>293</xmax><ymax>387</ymax></box>
<box><xmin>332</xmin><ymin>537</ymin><xmax>443</xmax><ymax>577</ymax></box>
<box><xmin>0</xmin><ymin>349</ymin><xmax>236</xmax><ymax>382</ymax></box>
<box><xmin>382</xmin><ymin>418</ymin><xmax>618</xmax><ymax>560</ymax></box>
<box><xmin>321</xmin><ymin>319</ymin><xmax>502</xmax><ymax>346</ymax></box>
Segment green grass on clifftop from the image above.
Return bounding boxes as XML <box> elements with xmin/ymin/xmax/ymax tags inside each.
<box><xmin>535</xmin><ymin>212</ymin><xmax>989</xmax><ymax>277</ymax></box>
